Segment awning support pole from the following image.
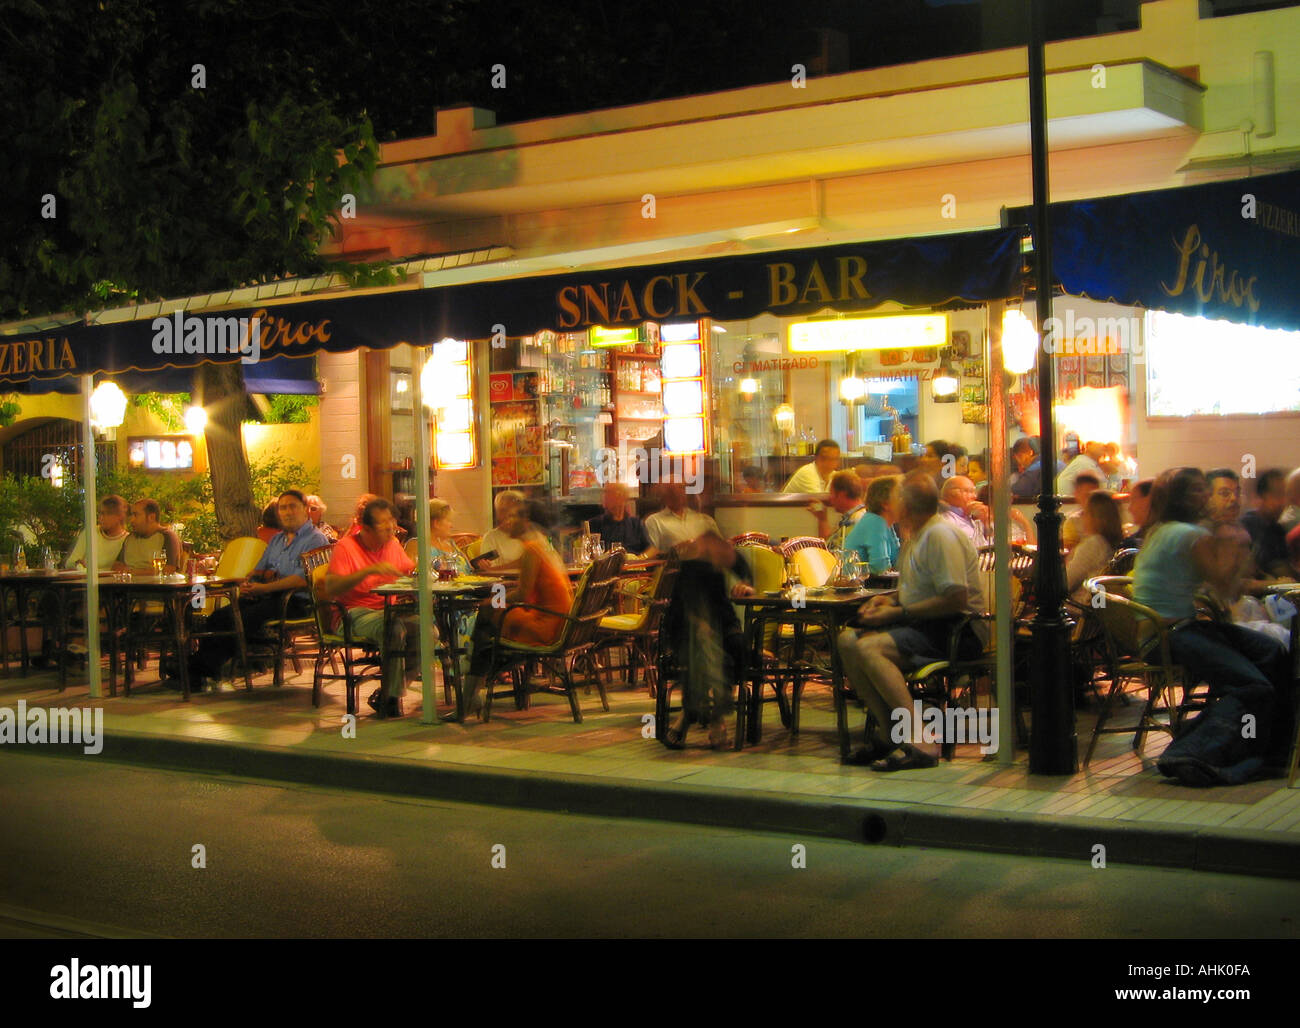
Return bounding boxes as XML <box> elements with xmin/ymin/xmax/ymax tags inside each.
<box><xmin>81</xmin><ymin>374</ymin><xmax>102</xmax><ymax>699</ymax></box>
<box><xmin>413</xmin><ymin>349</ymin><xmax>437</xmax><ymax>724</ymax></box>
<box><xmin>987</xmin><ymin>302</ymin><xmax>1015</xmax><ymax>766</ymax></box>
<box><xmin>1027</xmin><ymin>0</ymin><xmax>1078</xmax><ymax>774</ymax></box>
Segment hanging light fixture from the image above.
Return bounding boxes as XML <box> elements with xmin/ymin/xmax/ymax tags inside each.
<box><xmin>739</xmin><ymin>376</ymin><xmax>760</xmax><ymax>397</ymax></box>
<box><xmin>1003</xmin><ymin>307</ymin><xmax>1039</xmax><ymax>375</ymax></box>
<box><xmin>183</xmin><ymin>405</ymin><xmax>208</xmax><ymax>434</ymax></box>
<box><xmin>931</xmin><ymin>350</ymin><xmax>959</xmax><ymax>402</ymax></box>
<box><xmin>89</xmin><ymin>381</ymin><xmax>127</xmax><ymax>433</ymax></box>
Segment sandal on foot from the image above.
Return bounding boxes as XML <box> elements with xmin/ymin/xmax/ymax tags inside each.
<box><xmin>844</xmin><ymin>741</ymin><xmax>894</xmax><ymax>767</ymax></box>
<box><xmin>869</xmin><ymin>744</ymin><xmax>939</xmax><ymax>773</ymax></box>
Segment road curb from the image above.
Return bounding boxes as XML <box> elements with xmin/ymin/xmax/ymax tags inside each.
<box><xmin>15</xmin><ymin>731</ymin><xmax>1300</xmax><ymax>880</ymax></box>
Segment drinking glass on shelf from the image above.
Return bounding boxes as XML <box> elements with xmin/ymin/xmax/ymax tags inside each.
<box><xmin>151</xmin><ymin>550</ymin><xmax>167</xmax><ymax>578</ymax></box>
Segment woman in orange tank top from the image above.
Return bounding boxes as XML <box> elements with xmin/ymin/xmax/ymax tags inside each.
<box><xmin>446</xmin><ymin>499</ymin><xmax>573</xmax><ymax>721</ymax></box>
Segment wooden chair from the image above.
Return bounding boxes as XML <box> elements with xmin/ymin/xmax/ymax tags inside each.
<box><xmin>480</xmin><ymin>551</ymin><xmax>625</xmax><ymax>723</ymax></box>
<box><xmin>592</xmin><ymin>555</ymin><xmax>680</xmax><ymax>695</ymax></box>
<box><xmin>789</xmin><ymin>546</ymin><xmax>837</xmax><ymax>588</ymax></box>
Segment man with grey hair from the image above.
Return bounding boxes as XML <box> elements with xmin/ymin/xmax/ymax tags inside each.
<box><xmin>837</xmin><ymin>470</ymin><xmax>987</xmax><ymax>771</ymax></box>
<box><xmin>587</xmin><ymin>481</ymin><xmax>652</xmax><ymax>555</ymax></box>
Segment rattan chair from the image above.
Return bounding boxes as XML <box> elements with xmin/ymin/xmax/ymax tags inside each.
<box><xmin>592</xmin><ymin>555</ymin><xmax>680</xmax><ymax>694</ymax></box>
<box><xmin>480</xmin><ymin>551</ymin><xmax>625</xmax><ymax>723</ymax></box>
<box><xmin>1084</xmin><ymin>579</ymin><xmax>1207</xmax><ymax>767</ymax></box>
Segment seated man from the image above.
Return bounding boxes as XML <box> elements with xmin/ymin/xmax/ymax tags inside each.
<box><xmin>1058</xmin><ymin>440</ymin><xmax>1107</xmax><ymax>496</ymax></box>
<box><xmin>939</xmin><ymin>476</ymin><xmax>992</xmax><ymax>548</ymax></box>
<box><xmin>476</xmin><ymin>489</ymin><xmax>527</xmax><ymax>569</ymax></box>
<box><xmin>816</xmin><ymin>471</ymin><xmax>866</xmax><ymax>551</ymax></box>
<box><xmin>115</xmin><ymin>498</ymin><xmax>183</xmax><ymax>573</ymax></box>
<box><xmin>587</xmin><ymin>482</ymin><xmax>652</xmax><ymax>555</ymax></box>
<box><xmin>184</xmin><ymin>490</ymin><xmax>328</xmax><ymax>691</ymax></box>
<box><xmin>1120</xmin><ymin>478</ymin><xmax>1154</xmax><ymax>549</ymax></box>
<box><xmin>644</xmin><ymin>481</ymin><xmax>719</xmax><ymax>556</ymax></box>
<box><xmin>1060</xmin><ymin>472</ymin><xmax>1101</xmax><ymax>551</ymax></box>
<box><xmin>1241</xmin><ymin>468</ymin><xmax>1293</xmax><ymax>580</ymax></box>
<box><xmin>837</xmin><ymin>471</ymin><xmax>987</xmax><ymax>771</ymax></box>
<box><xmin>323</xmin><ymin>498</ymin><xmax>419</xmax><ymax>718</ymax></box>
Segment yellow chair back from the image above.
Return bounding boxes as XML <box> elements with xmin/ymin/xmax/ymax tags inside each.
<box><xmin>791</xmin><ymin>546</ymin><xmax>837</xmax><ymax>588</ymax></box>
<box><xmin>200</xmin><ymin>536</ymin><xmax>266</xmax><ymax>616</ymax></box>
<box><xmin>465</xmin><ymin>538</ymin><xmax>485</xmax><ymax>560</ymax></box>
<box><xmin>737</xmin><ymin>545</ymin><xmax>783</xmax><ymax>593</ymax></box>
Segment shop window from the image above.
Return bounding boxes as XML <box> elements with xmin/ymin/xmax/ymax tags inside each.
<box><xmin>1145</xmin><ymin>311</ymin><xmax>1300</xmax><ymax>417</ymax></box>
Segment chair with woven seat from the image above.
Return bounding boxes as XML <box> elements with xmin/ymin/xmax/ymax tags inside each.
<box><xmin>304</xmin><ymin>562</ymin><xmax>383</xmax><ymax>715</ymax></box>
<box><xmin>592</xmin><ymin>555</ymin><xmax>680</xmax><ymax>695</ymax></box>
<box><xmin>1084</xmin><ymin>580</ymin><xmax>1208</xmax><ymax>768</ymax></box>
<box><xmin>730</xmin><ymin>532</ymin><xmax>772</xmax><ymax>548</ymax></box>
<box><xmin>258</xmin><ymin>543</ymin><xmax>336</xmax><ymax>689</ymax></box>
<box><xmin>480</xmin><ymin>551</ymin><xmax>625</xmax><ymax>723</ymax></box>
<box><xmin>778</xmin><ymin>536</ymin><xmax>829</xmax><ymax>558</ymax></box>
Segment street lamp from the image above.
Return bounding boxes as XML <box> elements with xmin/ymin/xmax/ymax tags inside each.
<box><xmin>183</xmin><ymin>405</ymin><xmax>208</xmax><ymax>435</ymax></box>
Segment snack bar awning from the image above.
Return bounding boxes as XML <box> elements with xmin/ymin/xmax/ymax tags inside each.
<box><xmin>0</xmin><ymin>227</ymin><xmax>1024</xmax><ymax>388</ymax></box>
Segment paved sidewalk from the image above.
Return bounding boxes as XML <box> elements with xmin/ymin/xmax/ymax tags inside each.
<box><xmin>2</xmin><ymin>664</ymin><xmax>1297</xmax><ymax>879</ymax></box>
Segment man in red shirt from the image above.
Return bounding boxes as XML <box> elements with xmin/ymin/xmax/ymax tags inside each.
<box><xmin>323</xmin><ymin>498</ymin><xmax>418</xmax><ymax>717</ymax></box>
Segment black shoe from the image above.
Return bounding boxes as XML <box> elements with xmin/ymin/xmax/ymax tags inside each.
<box><xmin>367</xmin><ymin>689</ymin><xmax>383</xmax><ymax>714</ymax></box>
<box><xmin>385</xmin><ymin>697</ymin><xmax>404</xmax><ymax>718</ymax></box>
<box><xmin>844</xmin><ymin>742</ymin><xmax>892</xmax><ymax>767</ymax></box>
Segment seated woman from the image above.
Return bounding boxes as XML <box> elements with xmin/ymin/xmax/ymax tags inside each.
<box><xmin>1066</xmin><ymin>490</ymin><xmax>1123</xmax><ymax>604</ymax></box>
<box><xmin>410</xmin><ymin>499</ymin><xmax>474</xmax><ymax>576</ymax></box>
<box><xmin>843</xmin><ymin>475</ymin><xmax>901</xmax><ymax>573</ymax></box>
<box><xmin>661</xmin><ymin>531</ymin><xmax>754</xmax><ymax>750</ymax></box>
<box><xmin>446</xmin><ymin>499</ymin><xmax>573</xmax><ymax>721</ymax></box>
<box><xmin>1134</xmin><ymin>467</ymin><xmax>1293</xmax><ymax>786</ymax></box>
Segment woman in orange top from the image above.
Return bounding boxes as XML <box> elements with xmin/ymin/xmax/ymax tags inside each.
<box><xmin>446</xmin><ymin>500</ymin><xmax>574</xmax><ymax>721</ymax></box>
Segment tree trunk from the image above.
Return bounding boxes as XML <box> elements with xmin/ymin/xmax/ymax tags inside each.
<box><xmin>196</xmin><ymin>362</ymin><xmax>259</xmax><ymax>540</ymax></box>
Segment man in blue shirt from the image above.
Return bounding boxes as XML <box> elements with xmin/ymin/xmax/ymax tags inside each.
<box><xmin>181</xmin><ymin>489</ymin><xmax>328</xmax><ymax>690</ymax></box>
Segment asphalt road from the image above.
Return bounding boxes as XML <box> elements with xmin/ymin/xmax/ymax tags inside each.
<box><xmin>1</xmin><ymin>751</ymin><xmax>1297</xmax><ymax>939</ymax></box>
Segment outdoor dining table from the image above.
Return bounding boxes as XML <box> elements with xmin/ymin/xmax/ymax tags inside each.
<box><xmin>96</xmin><ymin>574</ymin><xmax>252</xmax><ymax>700</ymax></box>
<box><xmin>735</xmin><ymin>583</ymin><xmax>896</xmax><ymax>757</ymax></box>
<box><xmin>374</xmin><ymin>576</ymin><xmax>500</xmax><ymax>721</ymax></box>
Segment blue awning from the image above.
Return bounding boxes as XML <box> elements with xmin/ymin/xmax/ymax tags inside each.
<box><xmin>1009</xmin><ymin>169</ymin><xmax>1300</xmax><ymax>332</ymax></box>
<box><xmin>19</xmin><ymin>354</ymin><xmax>319</xmax><ymax>395</ymax></box>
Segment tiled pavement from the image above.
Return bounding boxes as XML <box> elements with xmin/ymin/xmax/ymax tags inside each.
<box><xmin>2</xmin><ymin>662</ymin><xmax>1297</xmax><ymax>878</ymax></box>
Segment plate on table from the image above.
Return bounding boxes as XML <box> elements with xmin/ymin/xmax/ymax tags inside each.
<box><xmin>454</xmin><ymin>575</ymin><xmax>499</xmax><ymax>585</ymax></box>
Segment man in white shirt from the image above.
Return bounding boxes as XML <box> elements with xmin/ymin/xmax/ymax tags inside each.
<box><xmin>476</xmin><ymin>489</ymin><xmax>527</xmax><ymax>569</ymax></box>
<box><xmin>837</xmin><ymin>471</ymin><xmax>986</xmax><ymax>771</ymax></box>
<box><xmin>1057</xmin><ymin>440</ymin><xmax>1107</xmax><ymax>496</ymax></box>
<box><xmin>782</xmin><ymin>439</ymin><xmax>841</xmax><ymax>494</ymax></box>
<box><xmin>645</xmin><ymin>482</ymin><xmax>719</xmax><ymax>555</ymax></box>
<box><xmin>63</xmin><ymin>494</ymin><xmax>130</xmax><ymax>569</ymax></box>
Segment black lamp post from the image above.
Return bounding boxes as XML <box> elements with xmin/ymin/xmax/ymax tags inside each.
<box><xmin>1026</xmin><ymin>0</ymin><xmax>1078</xmax><ymax>774</ymax></box>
